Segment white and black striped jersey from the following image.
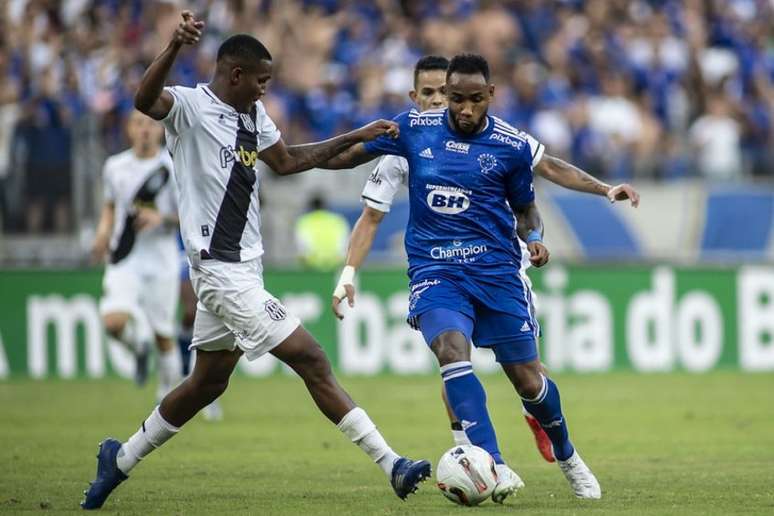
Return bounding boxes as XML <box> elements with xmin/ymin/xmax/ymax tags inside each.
<box><xmin>161</xmin><ymin>84</ymin><xmax>280</xmax><ymax>264</ymax></box>
<box><xmin>102</xmin><ymin>148</ymin><xmax>178</xmax><ymax>267</ymax></box>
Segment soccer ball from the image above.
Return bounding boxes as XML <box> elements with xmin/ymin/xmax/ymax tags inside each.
<box><xmin>436</xmin><ymin>445</ymin><xmax>498</xmax><ymax>506</ymax></box>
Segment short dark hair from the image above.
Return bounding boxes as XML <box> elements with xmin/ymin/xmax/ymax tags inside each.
<box><xmin>414</xmin><ymin>55</ymin><xmax>449</xmax><ymax>85</ymax></box>
<box><xmin>447</xmin><ymin>53</ymin><xmax>490</xmax><ymax>82</ymax></box>
<box><xmin>216</xmin><ymin>34</ymin><xmax>272</xmax><ymax>65</ymax></box>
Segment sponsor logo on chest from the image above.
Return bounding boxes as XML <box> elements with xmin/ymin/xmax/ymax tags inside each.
<box><xmin>445</xmin><ymin>140</ymin><xmax>470</xmax><ymax>154</ymax></box>
<box><xmin>425</xmin><ymin>184</ymin><xmax>472</xmax><ymax>214</ymax></box>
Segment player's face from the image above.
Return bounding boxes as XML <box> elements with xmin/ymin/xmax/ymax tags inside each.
<box><xmin>446</xmin><ymin>72</ymin><xmax>494</xmax><ymax>134</ymax></box>
<box><xmin>410</xmin><ymin>70</ymin><xmax>447</xmax><ymax>111</ymax></box>
<box><xmin>126</xmin><ymin>111</ymin><xmax>163</xmax><ymax>150</ymax></box>
<box><xmin>232</xmin><ymin>59</ymin><xmax>273</xmax><ymax>111</ymax></box>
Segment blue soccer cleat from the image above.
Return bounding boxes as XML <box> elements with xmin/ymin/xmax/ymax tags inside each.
<box><xmin>81</xmin><ymin>438</ymin><xmax>128</xmax><ymax>510</ymax></box>
<box><xmin>390</xmin><ymin>457</ymin><xmax>431</xmax><ymax>500</ymax></box>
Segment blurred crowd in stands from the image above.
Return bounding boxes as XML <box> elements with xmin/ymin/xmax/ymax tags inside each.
<box><xmin>0</xmin><ymin>0</ymin><xmax>772</xmax><ymax>233</ymax></box>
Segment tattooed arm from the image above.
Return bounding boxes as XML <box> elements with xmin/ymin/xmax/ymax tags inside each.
<box><xmin>259</xmin><ymin>121</ymin><xmax>396</xmax><ymax>176</ymax></box>
<box><xmin>535</xmin><ymin>154</ymin><xmax>640</xmax><ymax>206</ymax></box>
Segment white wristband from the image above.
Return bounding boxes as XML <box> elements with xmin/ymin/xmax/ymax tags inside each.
<box><xmin>333</xmin><ymin>265</ymin><xmax>356</xmax><ymax>300</ymax></box>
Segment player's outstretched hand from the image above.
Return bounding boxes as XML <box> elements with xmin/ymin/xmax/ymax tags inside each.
<box><xmin>528</xmin><ymin>242</ymin><xmax>550</xmax><ymax>267</ymax></box>
<box><xmin>607</xmin><ymin>183</ymin><xmax>640</xmax><ymax>207</ymax></box>
<box><xmin>332</xmin><ymin>284</ymin><xmax>356</xmax><ymax>320</ymax></box>
<box><xmin>134</xmin><ymin>207</ymin><xmax>163</xmax><ymax>232</ymax></box>
<box><xmin>356</xmin><ymin>120</ymin><xmax>399</xmax><ymax>142</ymax></box>
<box><xmin>173</xmin><ymin>11</ymin><xmax>204</xmax><ymax>46</ymax></box>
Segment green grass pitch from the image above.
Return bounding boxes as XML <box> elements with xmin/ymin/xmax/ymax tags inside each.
<box><xmin>1</xmin><ymin>372</ymin><xmax>773</xmax><ymax>514</ymax></box>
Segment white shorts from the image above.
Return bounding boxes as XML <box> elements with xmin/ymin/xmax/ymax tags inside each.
<box><xmin>189</xmin><ymin>258</ymin><xmax>300</xmax><ymax>360</ymax></box>
<box><xmin>99</xmin><ymin>260</ymin><xmax>180</xmax><ymax>338</ymax></box>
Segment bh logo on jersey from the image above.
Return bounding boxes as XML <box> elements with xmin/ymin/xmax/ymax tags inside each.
<box><xmin>478</xmin><ymin>153</ymin><xmax>498</xmax><ymax>174</ymax></box>
<box><xmin>427</xmin><ymin>189</ymin><xmax>471</xmax><ymax>214</ymax></box>
<box><xmin>264</xmin><ymin>299</ymin><xmax>287</xmax><ymax>321</ymax></box>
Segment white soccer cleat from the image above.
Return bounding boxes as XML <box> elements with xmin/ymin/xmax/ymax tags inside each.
<box><xmin>557</xmin><ymin>451</ymin><xmax>601</xmax><ymax>499</ymax></box>
<box><xmin>491</xmin><ymin>463</ymin><xmax>525</xmax><ymax>504</ymax></box>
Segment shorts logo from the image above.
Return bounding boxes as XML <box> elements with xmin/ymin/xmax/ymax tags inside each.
<box><xmin>478</xmin><ymin>153</ymin><xmax>498</xmax><ymax>174</ymax></box>
<box><xmin>240</xmin><ymin>113</ymin><xmax>256</xmax><ymax>133</ymax></box>
<box><xmin>368</xmin><ymin>170</ymin><xmax>382</xmax><ymax>185</ymax></box>
<box><xmin>201</xmin><ymin>225</ymin><xmax>210</xmax><ymax>237</ymax></box>
<box><xmin>264</xmin><ymin>299</ymin><xmax>287</xmax><ymax>321</ymax></box>
<box><xmin>408</xmin><ymin>279</ymin><xmax>440</xmax><ymax>311</ymax></box>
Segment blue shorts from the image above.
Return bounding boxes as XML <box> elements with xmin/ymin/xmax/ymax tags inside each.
<box><xmin>408</xmin><ymin>270</ymin><xmax>539</xmax><ymax>364</ymax></box>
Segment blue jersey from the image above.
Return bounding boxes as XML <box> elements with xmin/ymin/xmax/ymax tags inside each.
<box><xmin>363</xmin><ymin>108</ymin><xmax>544</xmax><ymax>279</ymax></box>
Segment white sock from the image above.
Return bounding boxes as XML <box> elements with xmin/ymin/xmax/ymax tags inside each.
<box><xmin>118</xmin><ymin>319</ymin><xmax>140</xmax><ymax>354</ymax></box>
<box><xmin>116</xmin><ymin>406</ymin><xmax>179</xmax><ymax>474</ymax></box>
<box><xmin>156</xmin><ymin>348</ymin><xmax>182</xmax><ymax>399</ymax></box>
<box><xmin>337</xmin><ymin>407</ymin><xmax>400</xmax><ymax>477</ymax></box>
<box><xmin>451</xmin><ymin>429</ymin><xmax>471</xmax><ymax>446</ymax></box>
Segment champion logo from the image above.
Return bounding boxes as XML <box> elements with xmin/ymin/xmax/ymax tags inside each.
<box><xmin>520</xmin><ymin>321</ymin><xmax>531</xmax><ymax>332</ymax></box>
<box><xmin>419</xmin><ymin>147</ymin><xmax>434</xmax><ymax>159</ymax></box>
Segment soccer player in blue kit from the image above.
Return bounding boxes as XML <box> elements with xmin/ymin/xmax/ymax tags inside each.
<box><xmin>322</xmin><ymin>53</ymin><xmax>604</xmax><ymax>500</ymax></box>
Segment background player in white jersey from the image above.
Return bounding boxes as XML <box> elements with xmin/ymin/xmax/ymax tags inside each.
<box><xmin>91</xmin><ymin>110</ymin><xmax>182</xmax><ymax>400</ymax></box>
<box><xmin>82</xmin><ymin>11</ymin><xmax>429</xmax><ymax>510</ymax></box>
<box><xmin>331</xmin><ymin>56</ymin><xmax>641</xmax><ymax>467</ymax></box>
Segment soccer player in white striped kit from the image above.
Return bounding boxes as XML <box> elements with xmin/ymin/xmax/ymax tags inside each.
<box><xmin>82</xmin><ymin>11</ymin><xmax>430</xmax><ymax>510</ymax></box>
<box><xmin>92</xmin><ymin>110</ymin><xmax>182</xmax><ymax>400</ymax></box>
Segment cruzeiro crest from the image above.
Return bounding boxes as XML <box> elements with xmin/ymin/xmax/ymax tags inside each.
<box><xmin>478</xmin><ymin>153</ymin><xmax>497</xmax><ymax>174</ymax></box>
<box><xmin>264</xmin><ymin>299</ymin><xmax>287</xmax><ymax>321</ymax></box>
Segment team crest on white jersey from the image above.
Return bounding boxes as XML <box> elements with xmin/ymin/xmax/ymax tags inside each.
<box><xmin>264</xmin><ymin>299</ymin><xmax>287</xmax><ymax>321</ymax></box>
<box><xmin>478</xmin><ymin>153</ymin><xmax>497</xmax><ymax>174</ymax></box>
<box><xmin>240</xmin><ymin>113</ymin><xmax>255</xmax><ymax>133</ymax></box>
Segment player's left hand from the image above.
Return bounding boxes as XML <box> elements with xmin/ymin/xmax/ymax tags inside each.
<box><xmin>607</xmin><ymin>183</ymin><xmax>640</xmax><ymax>207</ymax></box>
<box><xmin>134</xmin><ymin>207</ymin><xmax>163</xmax><ymax>231</ymax></box>
<box><xmin>528</xmin><ymin>242</ymin><xmax>550</xmax><ymax>267</ymax></box>
<box><xmin>357</xmin><ymin>120</ymin><xmax>400</xmax><ymax>142</ymax></box>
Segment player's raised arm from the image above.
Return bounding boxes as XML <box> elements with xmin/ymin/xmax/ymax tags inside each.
<box><xmin>134</xmin><ymin>11</ymin><xmax>204</xmax><ymax>119</ymax></box>
<box><xmin>258</xmin><ymin>120</ymin><xmax>396</xmax><ymax>176</ymax></box>
<box><xmin>513</xmin><ymin>201</ymin><xmax>550</xmax><ymax>267</ymax></box>
<box><xmin>535</xmin><ymin>154</ymin><xmax>640</xmax><ymax>207</ymax></box>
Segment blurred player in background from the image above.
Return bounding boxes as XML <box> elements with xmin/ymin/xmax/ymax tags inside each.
<box><xmin>331</xmin><ymin>56</ymin><xmax>640</xmax><ymax>467</ymax></box>
<box><xmin>91</xmin><ymin>110</ymin><xmax>182</xmax><ymax>401</ymax></box>
<box><xmin>82</xmin><ymin>12</ymin><xmax>430</xmax><ymax>510</ymax></box>
<box><xmin>323</xmin><ymin>53</ymin><xmax>641</xmax><ymax>501</ymax></box>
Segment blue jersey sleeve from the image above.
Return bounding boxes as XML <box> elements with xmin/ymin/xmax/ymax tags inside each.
<box><xmin>362</xmin><ymin>111</ymin><xmax>410</xmax><ymax>157</ymax></box>
<box><xmin>505</xmin><ymin>153</ymin><xmax>536</xmax><ymax>208</ymax></box>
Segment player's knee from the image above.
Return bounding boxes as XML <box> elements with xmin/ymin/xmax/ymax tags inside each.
<box><xmin>516</xmin><ymin>375</ymin><xmax>544</xmax><ymax>400</ymax></box>
<box><xmin>432</xmin><ymin>334</ymin><xmax>468</xmax><ymax>366</ymax></box>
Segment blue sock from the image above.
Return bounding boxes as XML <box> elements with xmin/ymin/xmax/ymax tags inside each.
<box><xmin>522</xmin><ymin>374</ymin><xmax>575</xmax><ymax>461</ymax></box>
<box><xmin>178</xmin><ymin>327</ymin><xmax>192</xmax><ymax>376</ymax></box>
<box><xmin>441</xmin><ymin>361</ymin><xmax>504</xmax><ymax>464</ymax></box>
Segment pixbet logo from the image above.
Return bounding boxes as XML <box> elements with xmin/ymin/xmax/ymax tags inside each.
<box><xmin>489</xmin><ymin>132</ymin><xmax>524</xmax><ymax>149</ymax></box>
<box><xmin>219</xmin><ymin>145</ymin><xmax>258</xmax><ymax>168</ymax></box>
<box><xmin>409</xmin><ymin>117</ymin><xmax>442</xmax><ymax>127</ymax></box>
<box><xmin>427</xmin><ymin>189</ymin><xmax>470</xmax><ymax>214</ymax></box>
